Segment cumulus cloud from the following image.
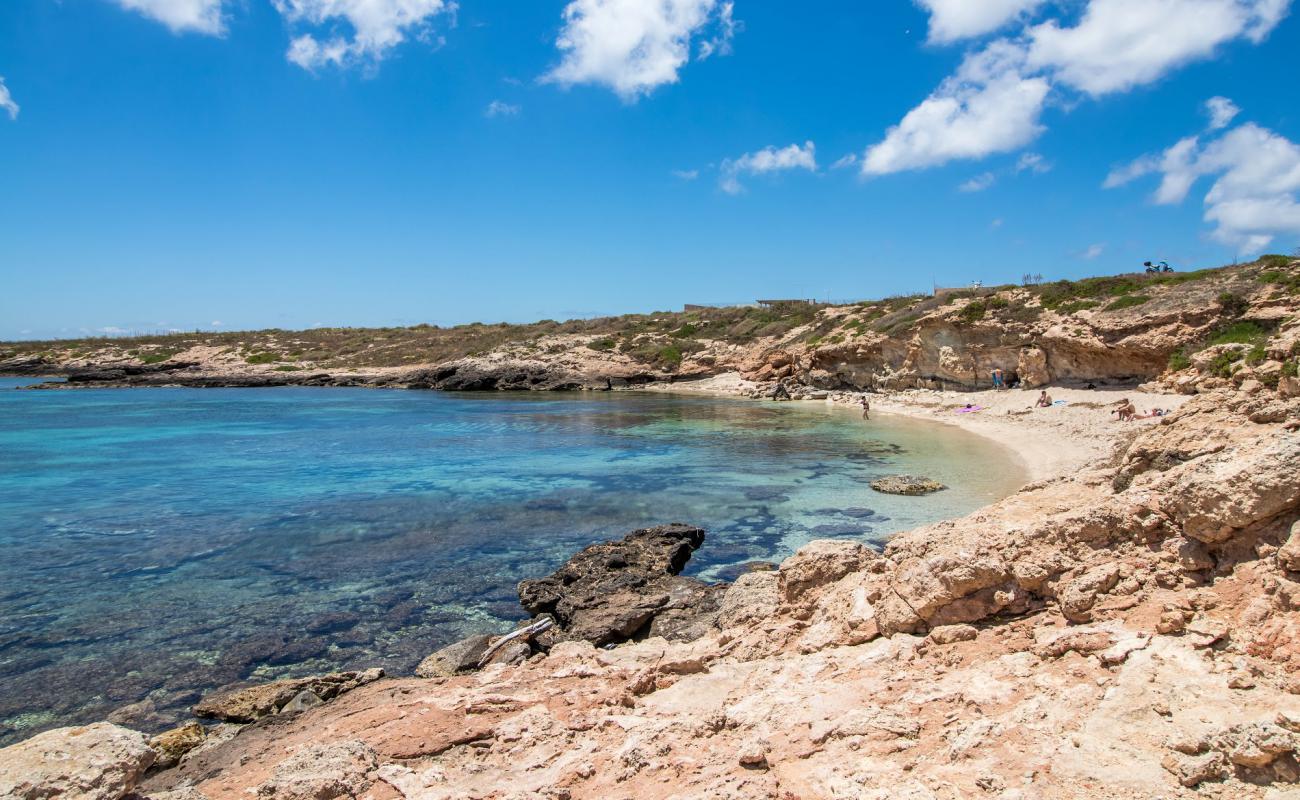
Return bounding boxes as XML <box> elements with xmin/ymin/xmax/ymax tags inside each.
<box><xmin>1081</xmin><ymin>243</ymin><xmax>1105</xmax><ymax>259</ymax></box>
<box><xmin>544</xmin><ymin>0</ymin><xmax>736</xmax><ymax>100</ymax></box>
<box><xmin>915</xmin><ymin>0</ymin><xmax>1047</xmax><ymax>43</ymax></box>
<box><xmin>862</xmin><ymin>42</ymin><xmax>1050</xmax><ymax>175</ymax></box>
<box><xmin>720</xmin><ymin>141</ymin><xmax>816</xmax><ymax>194</ymax></box>
<box><xmin>114</xmin><ymin>0</ymin><xmax>226</xmax><ymax>35</ymax></box>
<box><xmin>671</xmin><ymin>168</ymin><xmax>700</xmax><ymax>180</ymax></box>
<box><xmin>485</xmin><ymin>100</ymin><xmax>521</xmax><ymax>117</ymax></box>
<box><xmin>959</xmin><ymin>172</ymin><xmax>997</xmax><ymax>192</ymax></box>
<box><xmin>1107</xmin><ymin>112</ymin><xmax>1300</xmax><ymax>252</ymax></box>
<box><xmin>0</xmin><ymin>78</ymin><xmax>18</xmax><ymax>120</ymax></box>
<box><xmin>274</xmin><ymin>0</ymin><xmax>454</xmax><ymax>69</ymax></box>
<box><xmin>866</xmin><ymin>0</ymin><xmax>1291</xmax><ymax>175</ymax></box>
<box><xmin>1205</xmin><ymin>96</ymin><xmax>1240</xmax><ymax>130</ymax></box>
<box><xmin>1024</xmin><ymin>0</ymin><xmax>1290</xmax><ymax>96</ymax></box>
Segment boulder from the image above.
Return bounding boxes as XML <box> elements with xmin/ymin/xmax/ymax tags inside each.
<box><xmin>716</xmin><ymin>571</ymin><xmax>780</xmax><ymax>629</ymax></box>
<box><xmin>1059</xmin><ymin>564</ymin><xmax>1122</xmax><ymax>623</ymax></box>
<box><xmin>415</xmin><ymin>634</ymin><xmax>493</xmax><ymax>678</ymax></box>
<box><xmin>149</xmin><ymin>722</ymin><xmax>206</xmax><ymax>769</ymax></box>
<box><xmin>0</xmin><ymin>722</ymin><xmax>156</xmax><ymax>800</ymax></box>
<box><xmin>777</xmin><ymin>540</ymin><xmax>878</xmax><ymax>605</ymax></box>
<box><xmin>868</xmin><ymin>475</ymin><xmax>947</xmax><ymax>496</ymax></box>
<box><xmin>518</xmin><ymin>524</ymin><xmax>715</xmax><ymax>647</ymax></box>
<box><xmin>193</xmin><ymin>668</ymin><xmax>383</xmax><ymax>723</ymax></box>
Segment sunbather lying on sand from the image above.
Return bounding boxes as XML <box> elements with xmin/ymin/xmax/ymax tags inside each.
<box><xmin>1035</xmin><ymin>390</ymin><xmax>1053</xmax><ymax>408</ymax></box>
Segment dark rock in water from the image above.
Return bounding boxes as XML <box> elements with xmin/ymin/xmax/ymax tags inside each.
<box><xmin>517</xmin><ymin>523</ymin><xmax>715</xmax><ymax>647</ymax></box>
<box><xmin>415</xmin><ymin>634</ymin><xmax>492</xmax><ymax>678</ymax></box>
<box><xmin>840</xmin><ymin>507</ymin><xmax>878</xmax><ymax>519</ymax></box>
<box><xmin>192</xmin><ymin>668</ymin><xmax>383</xmax><ymax>723</ymax></box>
<box><xmin>868</xmin><ymin>475</ymin><xmax>947</xmax><ymax>496</ymax></box>
<box><xmin>810</xmin><ymin>523</ymin><xmax>871</xmax><ymax>536</ymax></box>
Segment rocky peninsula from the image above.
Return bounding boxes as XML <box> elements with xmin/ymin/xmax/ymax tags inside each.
<box><xmin>3</xmin><ymin>257</ymin><xmax>1300</xmax><ymax>799</ymax></box>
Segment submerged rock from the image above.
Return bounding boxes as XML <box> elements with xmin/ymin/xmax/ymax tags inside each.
<box><xmin>517</xmin><ymin>523</ymin><xmax>718</xmax><ymax>647</ymax></box>
<box><xmin>0</xmin><ymin>722</ymin><xmax>155</xmax><ymax>800</ymax></box>
<box><xmin>868</xmin><ymin>475</ymin><xmax>947</xmax><ymax>496</ymax></box>
<box><xmin>192</xmin><ymin>669</ymin><xmax>383</xmax><ymax>723</ymax></box>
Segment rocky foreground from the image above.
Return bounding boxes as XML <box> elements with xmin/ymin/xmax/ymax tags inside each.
<box><xmin>4</xmin><ymin>352</ymin><xmax>1300</xmax><ymax>798</ymax></box>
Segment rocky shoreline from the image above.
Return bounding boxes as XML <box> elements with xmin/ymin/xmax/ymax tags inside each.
<box><xmin>3</xmin><ymin>259</ymin><xmax>1300</xmax><ymax>798</ymax></box>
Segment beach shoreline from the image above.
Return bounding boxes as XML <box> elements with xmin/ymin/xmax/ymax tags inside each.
<box><xmin>640</xmin><ymin>373</ymin><xmax>1190</xmax><ymax>483</ymax></box>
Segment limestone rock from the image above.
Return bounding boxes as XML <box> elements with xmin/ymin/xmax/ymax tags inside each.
<box><xmin>278</xmin><ymin>690</ymin><xmax>324</xmax><ymax>715</ymax></box>
<box><xmin>149</xmin><ymin>722</ymin><xmax>206</xmax><ymax>769</ymax></box>
<box><xmin>0</xmin><ymin>722</ymin><xmax>155</xmax><ymax>800</ymax></box>
<box><xmin>777</xmin><ymin>540</ymin><xmax>877</xmax><ymax>606</ymax></box>
<box><xmin>518</xmin><ymin>524</ymin><xmax>714</xmax><ymax>647</ymax></box>
<box><xmin>193</xmin><ymin>668</ymin><xmax>383</xmax><ymax>723</ymax></box>
<box><xmin>1280</xmin><ymin>521</ymin><xmax>1300</xmax><ymax>572</ymax></box>
<box><xmin>254</xmin><ymin>740</ymin><xmax>377</xmax><ymax>800</ymax></box>
<box><xmin>716</xmin><ymin>570</ymin><xmax>780</xmax><ymax>629</ymax></box>
<box><xmin>1059</xmin><ymin>564</ymin><xmax>1121</xmax><ymax>623</ymax></box>
<box><xmin>928</xmin><ymin>624</ymin><xmax>978</xmax><ymax>645</ymax></box>
<box><xmin>1162</xmin><ymin>750</ymin><xmax>1228</xmax><ymax>787</ymax></box>
<box><xmin>869</xmin><ymin>475</ymin><xmax>947</xmax><ymax>496</ymax></box>
<box><xmin>415</xmin><ymin>634</ymin><xmax>492</xmax><ymax>678</ymax></box>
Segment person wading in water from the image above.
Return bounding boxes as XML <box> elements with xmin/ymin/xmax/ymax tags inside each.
<box><xmin>860</xmin><ymin>395</ymin><xmax>870</xmax><ymax>419</ymax></box>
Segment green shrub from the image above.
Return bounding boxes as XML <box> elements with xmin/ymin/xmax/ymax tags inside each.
<box><xmin>1245</xmin><ymin>344</ymin><xmax>1267</xmax><ymax>365</ymax></box>
<box><xmin>244</xmin><ymin>352</ymin><xmax>278</xmax><ymax>364</ymax></box>
<box><xmin>1207</xmin><ymin>321</ymin><xmax>1269</xmax><ymax>347</ymax></box>
<box><xmin>1057</xmin><ymin>300</ymin><xmax>1099</xmax><ymax>314</ymax></box>
<box><xmin>138</xmin><ymin>351</ymin><xmax>175</xmax><ymax>364</ymax></box>
<box><xmin>1168</xmin><ymin>350</ymin><xmax>1191</xmax><ymax>371</ymax></box>
<box><xmin>1104</xmin><ymin>295</ymin><xmax>1150</xmax><ymax>312</ymax></box>
<box><xmin>272</xmin><ymin>365</ymin><xmax>303</xmax><ymax>372</ymax></box>
<box><xmin>657</xmin><ymin>345</ymin><xmax>683</xmax><ymax>366</ymax></box>
<box><xmin>1259</xmin><ymin>254</ymin><xmax>1294</xmax><ymax>269</ymax></box>
<box><xmin>959</xmin><ymin>300</ymin><xmax>988</xmax><ymax>323</ymax></box>
<box><xmin>670</xmin><ymin>323</ymin><xmax>699</xmax><ymax>339</ymax></box>
<box><xmin>1209</xmin><ymin>349</ymin><xmax>1243</xmax><ymax>378</ymax></box>
<box><xmin>1216</xmin><ymin>292</ymin><xmax>1249</xmax><ymax>317</ymax></box>
<box><xmin>1283</xmin><ymin>360</ymin><xmax>1299</xmax><ymax>378</ymax></box>
<box><xmin>587</xmin><ymin>338</ymin><xmax>616</xmax><ymax>352</ymax></box>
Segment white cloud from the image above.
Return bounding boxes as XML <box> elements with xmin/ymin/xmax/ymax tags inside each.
<box><xmin>915</xmin><ymin>0</ymin><xmax>1046</xmax><ymax>43</ymax></box>
<box><xmin>862</xmin><ymin>43</ymin><xmax>1050</xmax><ymax>175</ymax></box>
<box><xmin>544</xmin><ymin>0</ymin><xmax>735</xmax><ymax>100</ymax></box>
<box><xmin>959</xmin><ymin>172</ymin><xmax>997</xmax><ymax>192</ymax></box>
<box><xmin>1108</xmin><ymin>117</ymin><xmax>1300</xmax><ymax>251</ymax></box>
<box><xmin>671</xmin><ymin>168</ymin><xmax>700</xmax><ymax>180</ymax></box>
<box><xmin>868</xmin><ymin>0</ymin><xmax>1291</xmax><ymax>175</ymax></box>
<box><xmin>1081</xmin><ymin>243</ymin><xmax>1105</xmax><ymax>259</ymax></box>
<box><xmin>485</xmin><ymin>100</ymin><xmax>521</xmax><ymax>117</ymax></box>
<box><xmin>0</xmin><ymin>78</ymin><xmax>18</xmax><ymax>120</ymax></box>
<box><xmin>211</xmin><ymin>320</ymin><xmax>224</xmax><ymax>327</ymax></box>
<box><xmin>720</xmin><ymin>141</ymin><xmax>816</xmax><ymax>194</ymax></box>
<box><xmin>1016</xmin><ymin>151</ymin><xmax>1051</xmax><ymax>173</ymax></box>
<box><xmin>991</xmin><ymin>217</ymin><xmax>1005</xmax><ymax>228</ymax></box>
<box><xmin>273</xmin><ymin>0</ymin><xmax>454</xmax><ymax>69</ymax></box>
<box><xmin>1205</xmin><ymin>96</ymin><xmax>1240</xmax><ymax>130</ymax></box>
<box><xmin>114</xmin><ymin>0</ymin><xmax>226</xmax><ymax>35</ymax></box>
<box><xmin>1025</xmin><ymin>0</ymin><xmax>1290</xmax><ymax>96</ymax></box>
<box><xmin>830</xmin><ymin>153</ymin><xmax>859</xmax><ymax>170</ymax></box>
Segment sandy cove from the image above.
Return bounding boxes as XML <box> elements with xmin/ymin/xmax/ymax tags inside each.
<box><xmin>642</xmin><ymin>374</ymin><xmax>1192</xmax><ymax>482</ymax></box>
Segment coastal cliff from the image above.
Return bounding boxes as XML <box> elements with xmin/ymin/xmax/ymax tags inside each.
<box><xmin>3</xmin><ymin>257</ymin><xmax>1298</xmax><ymax>396</ymax></box>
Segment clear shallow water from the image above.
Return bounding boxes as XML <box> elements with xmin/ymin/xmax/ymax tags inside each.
<box><xmin>0</xmin><ymin>386</ymin><xmax>1024</xmax><ymax>742</ymax></box>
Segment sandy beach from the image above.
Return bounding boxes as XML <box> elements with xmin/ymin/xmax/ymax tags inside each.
<box><xmin>644</xmin><ymin>373</ymin><xmax>1191</xmax><ymax>483</ymax></box>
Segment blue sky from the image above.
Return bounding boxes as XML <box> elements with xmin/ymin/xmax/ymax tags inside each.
<box><xmin>1</xmin><ymin>0</ymin><xmax>1299</xmax><ymax>339</ymax></box>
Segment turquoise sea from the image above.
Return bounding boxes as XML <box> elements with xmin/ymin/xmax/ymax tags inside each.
<box><xmin>0</xmin><ymin>379</ymin><xmax>1024</xmax><ymax>742</ymax></box>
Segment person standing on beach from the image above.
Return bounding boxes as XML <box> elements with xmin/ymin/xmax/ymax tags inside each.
<box><xmin>991</xmin><ymin>368</ymin><xmax>1004</xmax><ymax>389</ymax></box>
<box><xmin>860</xmin><ymin>395</ymin><xmax>870</xmax><ymax>420</ymax></box>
